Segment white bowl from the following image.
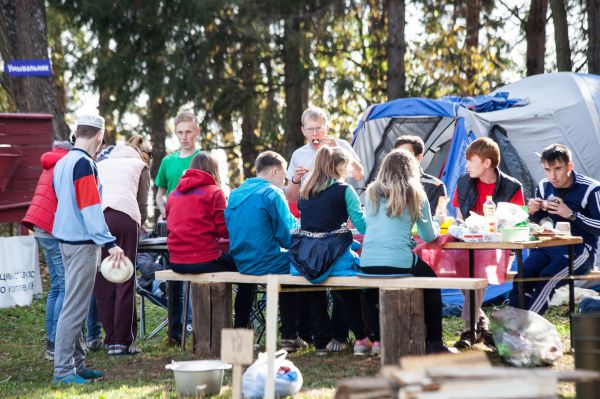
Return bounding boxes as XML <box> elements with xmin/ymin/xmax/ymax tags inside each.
<box><xmin>165</xmin><ymin>360</ymin><xmax>231</xmax><ymax>396</ymax></box>
<box><xmin>100</xmin><ymin>255</ymin><xmax>134</xmax><ymax>283</ymax></box>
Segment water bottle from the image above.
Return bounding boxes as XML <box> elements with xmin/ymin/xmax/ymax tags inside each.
<box><xmin>483</xmin><ymin>195</ymin><xmax>497</xmax><ymax>232</ymax></box>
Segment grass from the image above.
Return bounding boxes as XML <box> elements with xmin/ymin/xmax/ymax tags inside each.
<box><xmin>0</xmin><ymin>271</ymin><xmax>579</xmax><ymax>398</ymax></box>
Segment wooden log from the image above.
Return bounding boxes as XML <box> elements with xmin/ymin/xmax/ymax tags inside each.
<box><xmin>379</xmin><ymin>288</ymin><xmax>425</xmax><ymax>365</ymax></box>
<box><xmin>335</xmin><ymin>377</ymin><xmax>394</xmax><ymax>399</ymax></box>
<box><xmin>191</xmin><ymin>282</ymin><xmax>232</xmax><ymax>358</ymax></box>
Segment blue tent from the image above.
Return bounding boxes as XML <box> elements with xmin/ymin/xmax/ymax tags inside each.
<box><xmin>350</xmin><ymin>73</ymin><xmax>600</xmax><ymax>305</ymax></box>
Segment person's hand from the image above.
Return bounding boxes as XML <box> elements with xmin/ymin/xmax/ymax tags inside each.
<box><xmin>108</xmin><ymin>246</ymin><xmax>125</xmax><ymax>268</ymax></box>
<box><xmin>545</xmin><ymin>197</ymin><xmax>573</xmax><ymax>219</ymax></box>
<box><xmin>528</xmin><ymin>198</ymin><xmax>543</xmax><ymax>214</ymax></box>
<box><xmin>322</xmin><ymin>137</ymin><xmax>338</xmax><ymax>147</ymax></box>
<box><xmin>292</xmin><ymin>166</ymin><xmax>310</xmax><ymax>184</ymax></box>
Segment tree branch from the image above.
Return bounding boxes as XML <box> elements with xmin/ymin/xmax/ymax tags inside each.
<box><xmin>497</xmin><ymin>0</ymin><xmax>527</xmax><ymax>25</ymax></box>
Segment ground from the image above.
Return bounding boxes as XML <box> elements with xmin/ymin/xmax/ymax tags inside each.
<box><xmin>0</xmin><ymin>272</ymin><xmax>578</xmax><ymax>398</ymax></box>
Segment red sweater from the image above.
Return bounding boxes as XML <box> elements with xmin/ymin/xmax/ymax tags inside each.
<box><xmin>166</xmin><ymin>169</ymin><xmax>228</xmax><ymax>264</ymax></box>
<box><xmin>22</xmin><ymin>148</ymin><xmax>69</xmax><ymax>233</ymax></box>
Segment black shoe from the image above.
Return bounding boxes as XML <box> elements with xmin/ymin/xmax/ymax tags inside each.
<box><xmin>427</xmin><ymin>340</ymin><xmax>458</xmax><ymax>354</ymax></box>
<box><xmin>477</xmin><ymin>328</ymin><xmax>496</xmax><ymax>349</ymax></box>
<box><xmin>453</xmin><ymin>331</ymin><xmax>475</xmax><ymax>350</ymax></box>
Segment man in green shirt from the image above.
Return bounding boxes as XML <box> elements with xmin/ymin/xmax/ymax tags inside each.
<box><xmin>155</xmin><ymin>111</ymin><xmax>201</xmax><ymax>218</ymax></box>
<box><xmin>154</xmin><ymin>111</ymin><xmax>201</xmax><ymax>345</ymax></box>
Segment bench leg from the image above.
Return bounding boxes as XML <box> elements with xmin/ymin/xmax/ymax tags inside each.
<box><xmin>265</xmin><ymin>276</ymin><xmax>279</xmax><ymax>399</ymax></box>
<box><xmin>191</xmin><ymin>282</ymin><xmax>232</xmax><ymax>358</ymax></box>
<box><xmin>379</xmin><ymin>288</ymin><xmax>425</xmax><ymax>366</ymax></box>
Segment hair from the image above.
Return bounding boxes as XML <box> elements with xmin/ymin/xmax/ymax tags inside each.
<box><xmin>394</xmin><ymin>135</ymin><xmax>425</xmax><ymax>156</ymax></box>
<box><xmin>300</xmin><ymin>146</ymin><xmax>350</xmax><ymax>200</ymax></box>
<box><xmin>465</xmin><ymin>137</ymin><xmax>500</xmax><ymax>168</ymax></box>
<box><xmin>301</xmin><ymin>106</ymin><xmax>328</xmax><ymax>127</ymax></box>
<box><xmin>190</xmin><ymin>152</ymin><xmax>221</xmax><ymax>185</ymax></box>
<box><xmin>540</xmin><ymin>143</ymin><xmax>572</xmax><ymax>165</ymax></box>
<box><xmin>366</xmin><ymin>149</ymin><xmax>425</xmax><ymax>220</ymax></box>
<box><xmin>75</xmin><ymin>125</ymin><xmax>102</xmax><ymax>139</ymax></box>
<box><xmin>174</xmin><ymin>111</ymin><xmax>199</xmax><ymax>128</ymax></box>
<box><xmin>52</xmin><ymin>140</ymin><xmax>73</xmax><ymax>151</ymax></box>
<box><xmin>255</xmin><ymin>151</ymin><xmax>287</xmax><ymax>174</ymax></box>
<box><xmin>127</xmin><ymin>134</ymin><xmax>152</xmax><ymax>165</ymax></box>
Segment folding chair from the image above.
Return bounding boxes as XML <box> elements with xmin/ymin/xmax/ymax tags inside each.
<box><xmin>137</xmin><ymin>282</ymin><xmax>168</xmax><ymax>339</ymax></box>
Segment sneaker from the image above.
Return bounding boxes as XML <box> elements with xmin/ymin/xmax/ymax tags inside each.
<box><xmin>426</xmin><ymin>340</ymin><xmax>458</xmax><ymax>354</ymax></box>
<box><xmin>279</xmin><ymin>337</ymin><xmax>309</xmax><ymax>353</ymax></box>
<box><xmin>325</xmin><ymin>338</ymin><xmax>348</xmax><ymax>353</ymax></box>
<box><xmin>52</xmin><ymin>373</ymin><xmax>90</xmax><ymax>385</ymax></box>
<box><xmin>353</xmin><ymin>337</ymin><xmax>372</xmax><ymax>356</ymax></box>
<box><xmin>108</xmin><ymin>343</ymin><xmax>142</xmax><ymax>356</ymax></box>
<box><xmin>186</xmin><ymin>324</ymin><xmax>193</xmax><ymax>335</ymax></box>
<box><xmin>86</xmin><ymin>338</ymin><xmax>106</xmax><ymax>352</ymax></box>
<box><xmin>77</xmin><ymin>368</ymin><xmax>104</xmax><ymax>381</ymax></box>
<box><xmin>371</xmin><ymin>341</ymin><xmax>381</xmax><ymax>355</ymax></box>
<box><xmin>45</xmin><ymin>340</ymin><xmax>55</xmax><ymax>361</ymax></box>
<box><xmin>453</xmin><ymin>331</ymin><xmax>476</xmax><ymax>350</ymax></box>
<box><xmin>476</xmin><ymin>316</ymin><xmax>496</xmax><ymax>348</ymax></box>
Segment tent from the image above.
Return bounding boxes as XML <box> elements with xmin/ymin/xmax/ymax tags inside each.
<box><xmin>350</xmin><ymin>72</ymin><xmax>600</xmax><ymax>304</ymax></box>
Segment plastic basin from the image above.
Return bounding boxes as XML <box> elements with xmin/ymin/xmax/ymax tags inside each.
<box><xmin>165</xmin><ymin>360</ymin><xmax>231</xmax><ymax>396</ymax></box>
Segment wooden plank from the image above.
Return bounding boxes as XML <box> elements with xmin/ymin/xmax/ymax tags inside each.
<box><xmin>191</xmin><ymin>283</ymin><xmax>213</xmax><ymax>357</ymax></box>
<box><xmin>154</xmin><ymin>270</ymin><xmax>487</xmax><ymax>290</ymax></box>
<box><xmin>399</xmin><ymin>352</ymin><xmax>491</xmax><ymax>371</ymax></box>
<box><xmin>210</xmin><ymin>283</ymin><xmax>232</xmax><ymax>356</ymax></box>
<box><xmin>443</xmin><ymin>236</ymin><xmax>583</xmax><ymax>250</ymax></box>
<box><xmin>425</xmin><ymin>366</ymin><xmax>600</xmax><ymax>383</ymax></box>
<box><xmin>380</xmin><ymin>289</ymin><xmax>425</xmax><ymax>365</ymax></box>
<box><xmin>265</xmin><ymin>275</ymin><xmax>279</xmax><ymax>399</ymax></box>
<box><xmin>335</xmin><ymin>378</ymin><xmax>394</xmax><ymax>399</ymax></box>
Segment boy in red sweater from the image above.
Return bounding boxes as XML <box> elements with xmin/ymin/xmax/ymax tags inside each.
<box><xmin>452</xmin><ymin>138</ymin><xmax>524</xmax><ymax>349</ymax></box>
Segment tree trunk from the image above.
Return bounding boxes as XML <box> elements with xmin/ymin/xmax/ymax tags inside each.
<box><xmin>221</xmin><ymin>116</ymin><xmax>243</xmax><ymax>187</ymax></box>
<box><xmin>97</xmin><ymin>39</ymin><xmax>116</xmax><ymax>144</ymax></box>
<box><xmin>589</xmin><ymin>0</ymin><xmax>600</xmax><ymax>74</ymax></box>
<box><xmin>0</xmin><ymin>0</ymin><xmax>70</xmax><ymax>139</ymax></box>
<box><xmin>240</xmin><ymin>43</ymin><xmax>260</xmax><ymax>179</ymax></box>
<box><xmin>386</xmin><ymin>0</ymin><xmax>406</xmax><ymax>100</ymax></box>
<box><xmin>283</xmin><ymin>13</ymin><xmax>308</xmax><ymax>160</ymax></box>
<box><xmin>525</xmin><ymin>0</ymin><xmax>548</xmax><ymax>76</ymax></box>
<box><xmin>465</xmin><ymin>0</ymin><xmax>481</xmax><ymax>90</ymax></box>
<box><xmin>550</xmin><ymin>0</ymin><xmax>572</xmax><ymax>71</ymax></box>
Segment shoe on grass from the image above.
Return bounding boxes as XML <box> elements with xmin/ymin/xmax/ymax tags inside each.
<box><xmin>279</xmin><ymin>337</ymin><xmax>308</xmax><ymax>353</ymax></box>
<box><xmin>453</xmin><ymin>331</ymin><xmax>475</xmax><ymax>350</ymax></box>
<box><xmin>77</xmin><ymin>368</ymin><xmax>104</xmax><ymax>380</ymax></box>
<box><xmin>86</xmin><ymin>338</ymin><xmax>106</xmax><ymax>352</ymax></box>
<box><xmin>427</xmin><ymin>340</ymin><xmax>458</xmax><ymax>354</ymax></box>
<box><xmin>325</xmin><ymin>338</ymin><xmax>347</xmax><ymax>352</ymax></box>
<box><xmin>52</xmin><ymin>373</ymin><xmax>90</xmax><ymax>385</ymax></box>
<box><xmin>371</xmin><ymin>341</ymin><xmax>381</xmax><ymax>355</ymax></box>
<box><xmin>353</xmin><ymin>337</ymin><xmax>372</xmax><ymax>356</ymax></box>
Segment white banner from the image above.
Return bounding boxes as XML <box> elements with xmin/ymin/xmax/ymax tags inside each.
<box><xmin>0</xmin><ymin>236</ymin><xmax>42</xmax><ymax>308</ymax></box>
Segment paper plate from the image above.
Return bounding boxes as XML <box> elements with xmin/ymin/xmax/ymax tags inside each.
<box><xmin>100</xmin><ymin>255</ymin><xmax>134</xmax><ymax>283</ymax></box>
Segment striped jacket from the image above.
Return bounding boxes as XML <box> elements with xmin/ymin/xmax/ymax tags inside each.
<box><xmin>530</xmin><ymin>170</ymin><xmax>600</xmax><ymax>250</ymax></box>
<box><xmin>52</xmin><ymin>148</ymin><xmax>116</xmax><ymax>248</ymax></box>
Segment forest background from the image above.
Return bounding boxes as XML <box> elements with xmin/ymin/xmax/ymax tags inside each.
<box><xmin>1</xmin><ymin>0</ymin><xmax>599</xmax><ymax>197</ymax></box>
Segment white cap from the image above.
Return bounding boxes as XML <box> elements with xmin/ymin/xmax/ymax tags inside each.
<box><xmin>76</xmin><ymin>114</ymin><xmax>105</xmax><ymax>130</ymax></box>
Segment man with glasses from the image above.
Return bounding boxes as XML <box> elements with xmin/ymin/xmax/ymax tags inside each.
<box><xmin>286</xmin><ymin>106</ymin><xmax>364</xmax><ymax>204</ymax></box>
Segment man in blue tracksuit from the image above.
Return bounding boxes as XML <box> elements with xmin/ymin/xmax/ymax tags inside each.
<box><xmin>509</xmin><ymin>144</ymin><xmax>600</xmax><ymax>314</ymax></box>
<box><xmin>225</xmin><ymin>151</ymin><xmax>305</xmax><ymax>351</ymax></box>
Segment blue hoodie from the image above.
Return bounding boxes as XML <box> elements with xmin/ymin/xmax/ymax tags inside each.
<box><xmin>225</xmin><ymin>178</ymin><xmax>297</xmax><ymax>275</ymax></box>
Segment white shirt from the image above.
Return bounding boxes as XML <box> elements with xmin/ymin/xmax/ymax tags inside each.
<box><xmin>286</xmin><ymin>140</ymin><xmax>361</xmax><ymax>181</ymax></box>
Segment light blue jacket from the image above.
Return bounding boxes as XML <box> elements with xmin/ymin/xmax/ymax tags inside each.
<box><xmin>225</xmin><ymin>178</ymin><xmax>297</xmax><ymax>275</ymax></box>
<box><xmin>360</xmin><ymin>197</ymin><xmax>438</xmax><ymax>269</ymax></box>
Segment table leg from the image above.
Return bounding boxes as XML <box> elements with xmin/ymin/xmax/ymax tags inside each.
<box><xmin>568</xmin><ymin>244</ymin><xmax>575</xmax><ymax>345</ymax></box>
<box><xmin>265</xmin><ymin>275</ymin><xmax>279</xmax><ymax>399</ymax></box>
<box><xmin>181</xmin><ymin>282</ymin><xmax>190</xmax><ymax>351</ymax></box>
<box><xmin>516</xmin><ymin>249</ymin><xmax>525</xmax><ymax>309</ymax></box>
<box><xmin>469</xmin><ymin>249</ymin><xmax>476</xmax><ymax>344</ymax></box>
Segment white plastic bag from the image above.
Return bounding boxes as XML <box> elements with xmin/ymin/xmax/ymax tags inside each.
<box><xmin>496</xmin><ymin>202</ymin><xmax>528</xmax><ymax>228</ymax></box>
<box><xmin>491</xmin><ymin>307</ymin><xmax>563</xmax><ymax>367</ymax></box>
<box><xmin>242</xmin><ymin>349</ymin><xmax>303</xmax><ymax>398</ymax></box>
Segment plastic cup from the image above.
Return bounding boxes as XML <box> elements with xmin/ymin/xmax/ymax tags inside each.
<box><xmin>555</xmin><ymin>222</ymin><xmax>571</xmax><ymax>235</ymax></box>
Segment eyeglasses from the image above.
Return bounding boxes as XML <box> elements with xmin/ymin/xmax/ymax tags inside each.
<box><xmin>142</xmin><ymin>150</ymin><xmax>152</xmax><ymax>159</ymax></box>
<box><xmin>304</xmin><ymin>126</ymin><xmax>324</xmax><ymax>133</ymax></box>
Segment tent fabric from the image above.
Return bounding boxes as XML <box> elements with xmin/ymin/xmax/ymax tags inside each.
<box><xmin>443</xmin><ymin>92</ymin><xmax>525</xmax><ymax>113</ymax></box>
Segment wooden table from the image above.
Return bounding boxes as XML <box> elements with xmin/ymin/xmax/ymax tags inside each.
<box><xmin>442</xmin><ymin>235</ymin><xmax>584</xmax><ymax>343</ymax></box>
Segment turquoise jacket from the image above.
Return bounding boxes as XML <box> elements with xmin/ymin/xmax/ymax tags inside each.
<box><xmin>225</xmin><ymin>178</ymin><xmax>297</xmax><ymax>275</ymax></box>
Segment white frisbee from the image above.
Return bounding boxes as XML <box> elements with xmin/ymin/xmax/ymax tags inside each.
<box><xmin>100</xmin><ymin>255</ymin><xmax>134</xmax><ymax>283</ymax></box>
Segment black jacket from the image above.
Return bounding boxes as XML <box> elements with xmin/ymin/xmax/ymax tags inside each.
<box><xmin>456</xmin><ymin>168</ymin><xmax>523</xmax><ymax>218</ymax></box>
<box><xmin>421</xmin><ymin>171</ymin><xmax>447</xmax><ymax>215</ymax></box>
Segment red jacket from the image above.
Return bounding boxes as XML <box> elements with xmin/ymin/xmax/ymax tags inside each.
<box><xmin>166</xmin><ymin>169</ymin><xmax>228</xmax><ymax>264</ymax></box>
<box><xmin>22</xmin><ymin>148</ymin><xmax>69</xmax><ymax>233</ymax></box>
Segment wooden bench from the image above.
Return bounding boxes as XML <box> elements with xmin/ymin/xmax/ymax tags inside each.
<box><xmin>155</xmin><ymin>270</ymin><xmax>485</xmax><ymax>360</ymax></box>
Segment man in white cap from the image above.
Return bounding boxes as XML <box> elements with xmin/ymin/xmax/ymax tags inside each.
<box><xmin>51</xmin><ymin>114</ymin><xmax>124</xmax><ymax>385</ymax></box>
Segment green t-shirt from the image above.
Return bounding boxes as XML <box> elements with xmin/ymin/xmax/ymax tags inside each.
<box><xmin>154</xmin><ymin>149</ymin><xmax>200</xmax><ymax>195</ymax></box>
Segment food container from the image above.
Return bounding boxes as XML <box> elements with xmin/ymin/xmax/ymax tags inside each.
<box><xmin>165</xmin><ymin>360</ymin><xmax>231</xmax><ymax>396</ymax></box>
<box><xmin>500</xmin><ymin>226</ymin><xmax>530</xmax><ymax>242</ymax></box>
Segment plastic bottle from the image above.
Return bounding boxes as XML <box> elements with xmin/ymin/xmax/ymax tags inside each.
<box><xmin>483</xmin><ymin>195</ymin><xmax>497</xmax><ymax>232</ymax></box>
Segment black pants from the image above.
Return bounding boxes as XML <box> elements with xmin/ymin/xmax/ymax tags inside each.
<box><xmin>332</xmin><ymin>290</ymin><xmax>367</xmax><ymax>341</ymax></box>
<box><xmin>360</xmin><ymin>256</ymin><xmax>443</xmax><ymax>343</ymax></box>
<box><xmin>330</xmin><ymin>292</ymin><xmax>349</xmax><ymax>342</ymax></box>
<box><xmin>233</xmin><ymin>284</ymin><xmax>299</xmax><ymax>342</ymax></box>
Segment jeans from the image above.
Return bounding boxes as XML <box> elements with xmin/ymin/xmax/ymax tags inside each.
<box><xmin>86</xmin><ymin>293</ymin><xmax>102</xmax><ymax>342</ymax></box>
<box><xmin>37</xmin><ymin>237</ymin><xmax>65</xmax><ymax>343</ymax></box>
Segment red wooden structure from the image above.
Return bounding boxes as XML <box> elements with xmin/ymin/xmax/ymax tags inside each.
<box><xmin>0</xmin><ymin>113</ymin><xmax>53</xmax><ymax>224</ymax></box>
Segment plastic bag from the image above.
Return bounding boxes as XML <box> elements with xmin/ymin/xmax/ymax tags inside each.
<box><xmin>548</xmin><ymin>286</ymin><xmax>599</xmax><ymax>307</ymax></box>
<box><xmin>491</xmin><ymin>307</ymin><xmax>563</xmax><ymax>367</ymax></box>
<box><xmin>242</xmin><ymin>349</ymin><xmax>303</xmax><ymax>398</ymax></box>
<box><xmin>496</xmin><ymin>202</ymin><xmax>529</xmax><ymax>228</ymax></box>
